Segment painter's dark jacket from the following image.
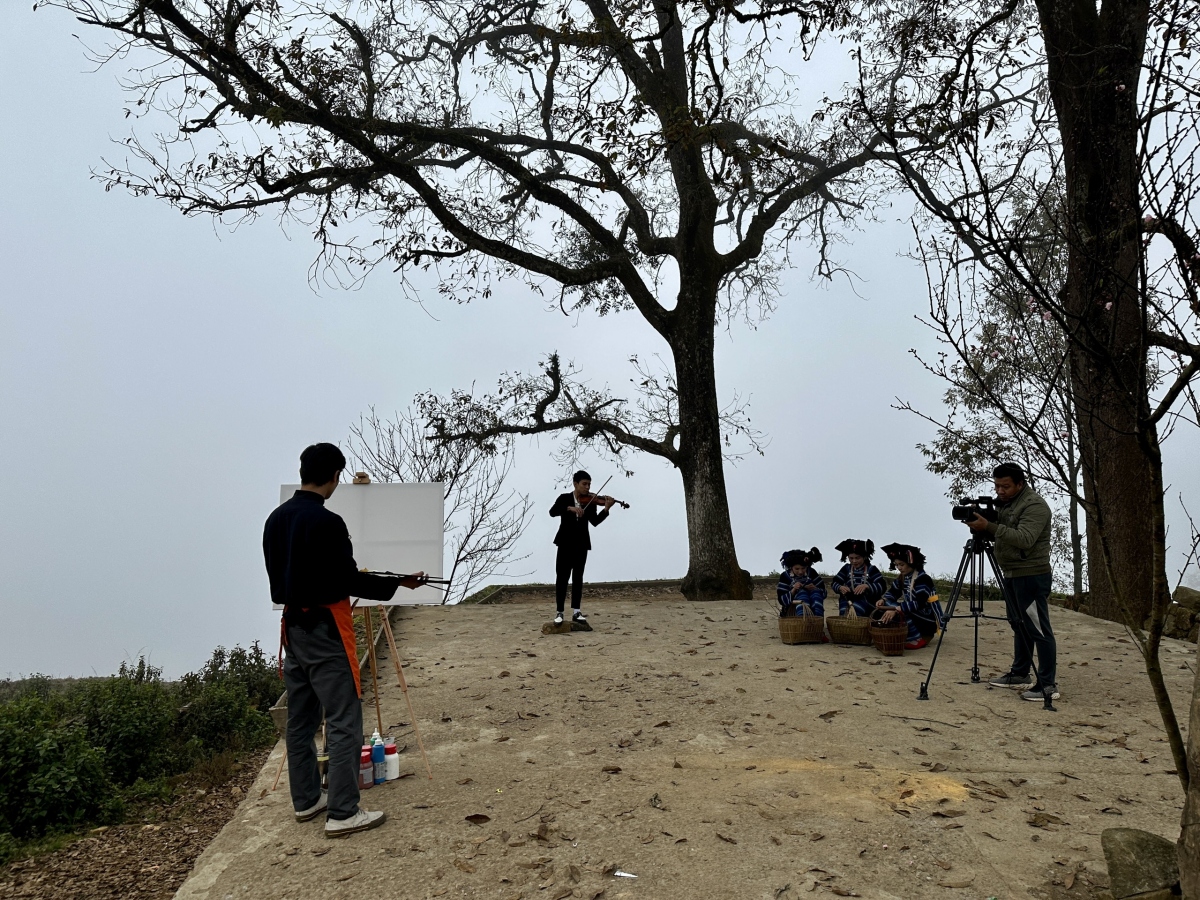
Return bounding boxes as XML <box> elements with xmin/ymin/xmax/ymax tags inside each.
<box><xmin>549</xmin><ymin>492</ymin><xmax>608</xmax><ymax>551</ymax></box>
<box><xmin>264</xmin><ymin>489</ymin><xmax>399</xmax><ymax>623</ymax></box>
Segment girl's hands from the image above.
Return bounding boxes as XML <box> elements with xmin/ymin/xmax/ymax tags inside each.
<box><xmin>853</xmin><ymin>584</ymin><xmax>867</xmax><ymax>595</ymax></box>
<box><xmin>838</xmin><ymin>585</ymin><xmax>851</xmax><ymax>595</ymax></box>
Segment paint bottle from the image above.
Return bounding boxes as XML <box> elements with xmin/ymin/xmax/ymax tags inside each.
<box><xmin>359</xmin><ymin>746</ymin><xmax>374</xmax><ymax>790</ymax></box>
<box><xmin>372</xmin><ymin>737</ymin><xmax>386</xmax><ymax>785</ymax></box>
<box><xmin>384</xmin><ymin>741</ymin><xmax>399</xmax><ymax>781</ymax></box>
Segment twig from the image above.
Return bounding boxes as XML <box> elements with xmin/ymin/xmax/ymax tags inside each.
<box><xmin>883</xmin><ymin>714</ymin><xmax>963</xmax><ymax>729</ymax></box>
<box><xmin>514</xmin><ymin>803</ymin><xmax>545</xmax><ymax>823</ymax></box>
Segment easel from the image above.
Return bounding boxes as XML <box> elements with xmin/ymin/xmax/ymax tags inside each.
<box><xmin>271</xmin><ymin>602</ymin><xmax>434</xmax><ymax>791</ymax></box>
<box><xmin>362</xmin><ymin>604</ymin><xmax>433</xmax><ymax>780</ymax></box>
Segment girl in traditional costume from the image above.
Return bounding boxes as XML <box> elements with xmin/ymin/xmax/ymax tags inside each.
<box><xmin>830</xmin><ymin>539</ymin><xmax>884</xmax><ymax>617</ymax></box>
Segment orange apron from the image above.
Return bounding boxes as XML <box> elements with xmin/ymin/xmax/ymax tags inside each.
<box><xmin>280</xmin><ymin>598</ymin><xmax>361</xmax><ymax>697</ymax></box>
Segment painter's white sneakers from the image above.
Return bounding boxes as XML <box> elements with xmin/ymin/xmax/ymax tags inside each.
<box><xmin>325</xmin><ymin>807</ymin><xmax>387</xmax><ymax>837</ymax></box>
<box><xmin>294</xmin><ymin>791</ymin><xmax>327</xmax><ymax>822</ymax></box>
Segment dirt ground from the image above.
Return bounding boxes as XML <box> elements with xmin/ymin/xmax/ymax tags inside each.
<box><xmin>175</xmin><ymin>597</ymin><xmax>1193</xmax><ymax>900</ymax></box>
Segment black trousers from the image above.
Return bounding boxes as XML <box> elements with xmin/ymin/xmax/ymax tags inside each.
<box><xmin>555</xmin><ymin>545</ymin><xmax>588</xmax><ymax>612</ymax></box>
<box><xmin>283</xmin><ymin>615</ymin><xmax>363</xmax><ymax>821</ymax></box>
<box><xmin>1001</xmin><ymin>572</ymin><xmax>1057</xmax><ymax>689</ymax></box>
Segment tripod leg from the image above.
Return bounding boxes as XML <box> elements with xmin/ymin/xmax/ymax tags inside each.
<box><xmin>919</xmin><ymin>543</ymin><xmax>974</xmax><ymax>700</ymax></box>
<box><xmin>971</xmin><ymin>553</ymin><xmax>982</xmax><ymax>683</ymax></box>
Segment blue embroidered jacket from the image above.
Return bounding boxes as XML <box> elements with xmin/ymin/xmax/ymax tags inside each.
<box><xmin>881</xmin><ymin>570</ymin><xmax>945</xmax><ymax>637</ymax></box>
<box><xmin>830</xmin><ymin>563</ymin><xmax>885</xmax><ymax>609</ymax></box>
<box><xmin>776</xmin><ymin>569</ymin><xmax>826</xmax><ymax>609</ymax></box>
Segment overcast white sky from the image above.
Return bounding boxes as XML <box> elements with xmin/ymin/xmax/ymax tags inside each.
<box><xmin>3</xmin><ymin>6</ymin><xmax>1198</xmax><ymax>678</ymax></box>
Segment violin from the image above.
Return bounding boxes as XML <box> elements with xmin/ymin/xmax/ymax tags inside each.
<box><xmin>578</xmin><ymin>492</ymin><xmax>630</xmax><ymax>510</ymax></box>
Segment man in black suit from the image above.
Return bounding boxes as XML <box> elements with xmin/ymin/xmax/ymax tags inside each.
<box><xmin>549</xmin><ymin>470</ymin><xmax>614</xmax><ymax>624</ymax></box>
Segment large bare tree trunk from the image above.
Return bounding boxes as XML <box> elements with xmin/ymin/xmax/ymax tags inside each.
<box><xmin>671</xmin><ymin>281</ymin><xmax>753</xmax><ymax>603</ymax></box>
<box><xmin>1036</xmin><ymin>0</ymin><xmax>1156</xmax><ymax>627</ymax></box>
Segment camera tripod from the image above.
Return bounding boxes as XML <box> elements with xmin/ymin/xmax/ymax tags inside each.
<box><xmin>918</xmin><ymin>534</ymin><xmax>1057</xmax><ymax>711</ymax></box>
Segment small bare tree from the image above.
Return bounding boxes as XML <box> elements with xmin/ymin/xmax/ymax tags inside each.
<box><xmin>897</xmin><ymin>193</ymin><xmax>1087</xmax><ymax>597</ymax></box>
<box><xmin>347</xmin><ymin>408</ymin><xmax>532</xmax><ymax>604</ymax></box>
<box><xmin>419</xmin><ymin>352</ymin><xmax>764</xmax><ymax>477</ymax></box>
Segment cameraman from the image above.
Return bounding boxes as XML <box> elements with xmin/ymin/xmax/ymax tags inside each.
<box><xmin>966</xmin><ymin>463</ymin><xmax>1059</xmax><ymax>702</ymax></box>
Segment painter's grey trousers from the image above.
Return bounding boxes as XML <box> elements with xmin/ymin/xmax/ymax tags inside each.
<box><xmin>284</xmin><ymin>616</ymin><xmax>363</xmax><ymax>821</ymax></box>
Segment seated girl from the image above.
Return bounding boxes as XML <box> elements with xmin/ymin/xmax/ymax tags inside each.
<box><xmin>831</xmin><ymin>539</ymin><xmax>885</xmax><ymax>617</ymax></box>
<box><xmin>776</xmin><ymin>548</ymin><xmax>826</xmax><ymax>617</ymax></box>
<box><xmin>878</xmin><ymin>543</ymin><xmax>945</xmax><ymax>650</ymax></box>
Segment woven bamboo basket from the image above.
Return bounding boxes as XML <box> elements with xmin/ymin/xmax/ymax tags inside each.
<box><xmin>870</xmin><ymin>609</ymin><xmax>907</xmax><ymax>656</ymax></box>
<box><xmin>778</xmin><ymin>605</ymin><xmax>824</xmax><ymax>644</ymax></box>
<box><xmin>827</xmin><ymin>605</ymin><xmax>873</xmax><ymax>645</ymax></box>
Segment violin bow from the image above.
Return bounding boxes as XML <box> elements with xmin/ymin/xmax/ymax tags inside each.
<box><xmin>578</xmin><ymin>475</ymin><xmax>613</xmax><ymax>513</ymax></box>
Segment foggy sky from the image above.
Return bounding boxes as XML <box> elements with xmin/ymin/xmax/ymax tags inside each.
<box><xmin>3</xmin><ymin>6</ymin><xmax>1197</xmax><ymax>678</ymax></box>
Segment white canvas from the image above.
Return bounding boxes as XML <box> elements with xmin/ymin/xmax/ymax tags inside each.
<box><xmin>277</xmin><ymin>482</ymin><xmax>445</xmax><ymax>605</ymax></box>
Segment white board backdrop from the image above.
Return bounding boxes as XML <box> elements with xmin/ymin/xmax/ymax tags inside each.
<box><xmin>278</xmin><ymin>482</ymin><xmax>445</xmax><ymax>605</ymax></box>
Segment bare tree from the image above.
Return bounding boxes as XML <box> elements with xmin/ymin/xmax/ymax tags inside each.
<box><xmin>347</xmin><ymin>408</ymin><xmax>532</xmax><ymax>604</ymax></box>
<box><xmin>419</xmin><ymin>351</ymin><xmax>764</xmax><ymax>474</ymax></box>
<box><xmin>898</xmin><ymin>193</ymin><xmax>1087</xmax><ymax>597</ymax></box>
<box><xmin>855</xmin><ymin>0</ymin><xmax>1200</xmax><ymax>867</ymax></box>
<box><xmin>50</xmin><ymin>0</ymin><xmax>998</xmax><ymax>600</ymax></box>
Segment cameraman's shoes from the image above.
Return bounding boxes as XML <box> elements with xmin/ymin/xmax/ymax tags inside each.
<box><xmin>572</xmin><ymin>610</ymin><xmax>588</xmax><ymax>623</ymax></box>
<box><xmin>988</xmin><ymin>672</ymin><xmax>1033</xmax><ymax>688</ymax></box>
<box><xmin>325</xmin><ymin>807</ymin><xmax>386</xmax><ymax>838</ymax></box>
<box><xmin>1021</xmin><ymin>684</ymin><xmax>1061</xmax><ymax>702</ymax></box>
<box><xmin>553</xmin><ymin>611</ymin><xmax>564</xmax><ymax>625</ymax></box>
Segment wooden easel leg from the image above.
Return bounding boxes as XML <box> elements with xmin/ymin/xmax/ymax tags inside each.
<box><xmin>380</xmin><ymin>610</ymin><xmax>434</xmax><ymax>780</ymax></box>
<box><xmin>271</xmin><ymin>744</ymin><xmax>288</xmax><ymax>791</ymax></box>
<box><xmin>362</xmin><ymin>607</ymin><xmax>385</xmax><ymax>738</ymax></box>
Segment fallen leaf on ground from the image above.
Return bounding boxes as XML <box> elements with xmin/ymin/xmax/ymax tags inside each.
<box><xmin>465</xmin><ymin>814</ymin><xmax>490</xmax><ymax>826</ymax></box>
<box><xmin>937</xmin><ymin>876</ymin><xmax>975</xmax><ymax>888</ymax></box>
<box><xmin>716</xmin><ymin>833</ymin><xmax>737</xmax><ymax>844</ymax></box>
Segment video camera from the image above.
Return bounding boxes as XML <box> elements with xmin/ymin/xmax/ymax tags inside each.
<box><xmin>951</xmin><ymin>496</ymin><xmax>998</xmax><ymax>523</ymax></box>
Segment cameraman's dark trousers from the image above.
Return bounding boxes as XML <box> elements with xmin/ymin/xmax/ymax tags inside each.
<box><xmin>283</xmin><ymin>601</ymin><xmax>362</xmax><ymax>821</ymax></box>
<box><xmin>1001</xmin><ymin>573</ymin><xmax>1057</xmax><ymax>689</ymax></box>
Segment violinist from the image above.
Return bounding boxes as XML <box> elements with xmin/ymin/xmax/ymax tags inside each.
<box><xmin>549</xmin><ymin>471</ymin><xmax>616</xmax><ymax>625</ymax></box>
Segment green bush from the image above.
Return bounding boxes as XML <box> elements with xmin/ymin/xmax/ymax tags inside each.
<box><xmin>179</xmin><ymin>643</ymin><xmax>282</xmax><ymax>713</ymax></box>
<box><xmin>72</xmin><ymin>659</ymin><xmax>177</xmax><ymax>787</ymax></box>
<box><xmin>0</xmin><ymin>644</ymin><xmax>282</xmax><ymax>850</ymax></box>
<box><xmin>178</xmin><ymin>680</ymin><xmax>275</xmax><ymax>761</ymax></box>
<box><xmin>0</xmin><ymin>696</ymin><xmax>117</xmax><ymax>839</ymax></box>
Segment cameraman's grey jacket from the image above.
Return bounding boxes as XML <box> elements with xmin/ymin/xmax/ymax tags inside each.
<box><xmin>985</xmin><ymin>486</ymin><xmax>1053</xmax><ymax>577</ymax></box>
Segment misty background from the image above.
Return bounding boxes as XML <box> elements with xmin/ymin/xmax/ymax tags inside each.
<box><xmin>3</xmin><ymin>6</ymin><xmax>1198</xmax><ymax>678</ymax></box>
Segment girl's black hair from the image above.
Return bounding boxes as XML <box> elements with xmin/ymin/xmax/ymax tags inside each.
<box><xmin>834</xmin><ymin>539</ymin><xmax>874</xmax><ymax>561</ymax></box>
<box><xmin>781</xmin><ymin>547</ymin><xmax>823</xmax><ymax>569</ymax></box>
<box><xmin>881</xmin><ymin>542</ymin><xmax>927</xmax><ymax>571</ymax></box>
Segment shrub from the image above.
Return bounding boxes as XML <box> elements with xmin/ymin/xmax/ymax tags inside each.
<box><xmin>72</xmin><ymin>659</ymin><xmax>177</xmax><ymax>787</ymax></box>
<box><xmin>179</xmin><ymin>643</ymin><xmax>282</xmax><ymax>713</ymax></box>
<box><xmin>177</xmin><ymin>680</ymin><xmax>275</xmax><ymax>762</ymax></box>
<box><xmin>0</xmin><ymin>695</ymin><xmax>117</xmax><ymax>839</ymax></box>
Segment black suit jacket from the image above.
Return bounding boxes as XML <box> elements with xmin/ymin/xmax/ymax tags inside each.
<box><xmin>550</xmin><ymin>491</ymin><xmax>609</xmax><ymax>551</ymax></box>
